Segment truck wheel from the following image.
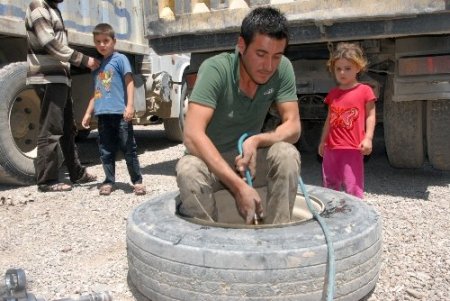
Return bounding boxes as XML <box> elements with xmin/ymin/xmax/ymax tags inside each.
<box><xmin>426</xmin><ymin>100</ymin><xmax>450</xmax><ymax>170</ymax></box>
<box><xmin>127</xmin><ymin>185</ymin><xmax>382</xmax><ymax>301</ymax></box>
<box><xmin>163</xmin><ymin>81</ymin><xmax>188</xmax><ymax>142</ymax></box>
<box><xmin>0</xmin><ymin>62</ymin><xmax>40</xmax><ymax>185</ymax></box>
<box><xmin>383</xmin><ymin>76</ymin><xmax>424</xmax><ymax>168</ymax></box>
<box><xmin>297</xmin><ymin>120</ymin><xmax>323</xmax><ymax>153</ymax></box>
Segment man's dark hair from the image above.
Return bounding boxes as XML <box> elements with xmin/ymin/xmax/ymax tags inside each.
<box><xmin>47</xmin><ymin>0</ymin><xmax>64</xmax><ymax>8</ymax></box>
<box><xmin>240</xmin><ymin>7</ymin><xmax>289</xmax><ymax>46</ymax></box>
<box><xmin>93</xmin><ymin>23</ymin><xmax>115</xmax><ymax>39</ymax></box>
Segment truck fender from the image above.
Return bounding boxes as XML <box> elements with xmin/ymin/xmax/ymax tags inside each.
<box><xmin>156</xmin><ymin>54</ymin><xmax>190</xmax><ymax>142</ymax></box>
<box><xmin>168</xmin><ymin>54</ymin><xmax>191</xmax><ymax>118</ymax></box>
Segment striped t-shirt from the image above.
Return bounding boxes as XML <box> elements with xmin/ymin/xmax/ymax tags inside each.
<box><xmin>25</xmin><ymin>0</ymin><xmax>90</xmax><ymax>86</ymax></box>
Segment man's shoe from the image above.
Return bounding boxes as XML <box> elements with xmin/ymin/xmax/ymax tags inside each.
<box><xmin>38</xmin><ymin>183</ymin><xmax>72</xmax><ymax>192</ymax></box>
<box><xmin>74</xmin><ymin>172</ymin><xmax>97</xmax><ymax>184</ymax></box>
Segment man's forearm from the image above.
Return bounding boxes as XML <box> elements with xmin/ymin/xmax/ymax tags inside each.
<box><xmin>185</xmin><ymin>134</ymin><xmax>245</xmax><ymax>195</ymax></box>
<box><xmin>252</xmin><ymin>118</ymin><xmax>301</xmax><ymax>148</ymax></box>
<box><xmin>254</xmin><ymin>101</ymin><xmax>301</xmax><ymax>148</ymax></box>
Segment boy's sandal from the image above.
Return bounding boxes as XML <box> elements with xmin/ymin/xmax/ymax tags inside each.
<box><xmin>133</xmin><ymin>183</ymin><xmax>146</xmax><ymax>196</ymax></box>
<box><xmin>75</xmin><ymin>172</ymin><xmax>97</xmax><ymax>184</ymax></box>
<box><xmin>99</xmin><ymin>184</ymin><xmax>113</xmax><ymax>196</ymax></box>
<box><xmin>38</xmin><ymin>183</ymin><xmax>72</xmax><ymax>192</ymax></box>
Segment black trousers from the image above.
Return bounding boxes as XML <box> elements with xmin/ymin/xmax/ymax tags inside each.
<box><xmin>34</xmin><ymin>83</ymin><xmax>85</xmax><ymax>185</ymax></box>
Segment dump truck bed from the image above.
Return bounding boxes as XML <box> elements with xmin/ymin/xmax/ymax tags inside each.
<box><xmin>145</xmin><ymin>0</ymin><xmax>450</xmax><ymax>54</ymax></box>
<box><xmin>0</xmin><ymin>0</ymin><xmax>149</xmax><ymax>55</ymax></box>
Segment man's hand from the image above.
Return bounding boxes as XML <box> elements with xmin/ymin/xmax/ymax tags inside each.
<box><xmin>235</xmin><ymin>136</ymin><xmax>258</xmax><ymax>179</ymax></box>
<box><xmin>234</xmin><ymin>184</ymin><xmax>263</xmax><ymax>224</ymax></box>
<box><xmin>87</xmin><ymin>57</ymin><xmax>100</xmax><ymax>70</ymax></box>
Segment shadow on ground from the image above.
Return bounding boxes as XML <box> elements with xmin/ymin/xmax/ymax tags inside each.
<box><xmin>26</xmin><ymin>124</ymin><xmax>450</xmax><ymax>200</ymax></box>
<box><xmin>140</xmin><ymin>159</ymin><xmax>178</xmax><ymax>177</ymax></box>
<box><xmin>76</xmin><ymin>127</ymin><xmax>181</xmax><ymax>167</ymax></box>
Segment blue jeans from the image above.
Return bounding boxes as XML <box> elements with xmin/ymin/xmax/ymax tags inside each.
<box><xmin>97</xmin><ymin>114</ymin><xmax>142</xmax><ymax>185</ymax></box>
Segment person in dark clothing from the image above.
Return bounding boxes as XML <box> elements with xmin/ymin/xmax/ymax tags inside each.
<box><xmin>25</xmin><ymin>0</ymin><xmax>99</xmax><ymax>192</ymax></box>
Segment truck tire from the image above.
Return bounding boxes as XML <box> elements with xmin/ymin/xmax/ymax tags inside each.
<box><xmin>426</xmin><ymin>100</ymin><xmax>450</xmax><ymax>170</ymax></box>
<box><xmin>297</xmin><ymin>120</ymin><xmax>323</xmax><ymax>153</ymax></box>
<box><xmin>0</xmin><ymin>62</ymin><xmax>40</xmax><ymax>185</ymax></box>
<box><xmin>163</xmin><ymin>81</ymin><xmax>188</xmax><ymax>142</ymax></box>
<box><xmin>383</xmin><ymin>76</ymin><xmax>424</xmax><ymax>168</ymax></box>
<box><xmin>127</xmin><ymin>185</ymin><xmax>382</xmax><ymax>301</ymax></box>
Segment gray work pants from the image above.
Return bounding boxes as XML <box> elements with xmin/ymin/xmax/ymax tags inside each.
<box><xmin>175</xmin><ymin>142</ymin><xmax>301</xmax><ymax>224</ymax></box>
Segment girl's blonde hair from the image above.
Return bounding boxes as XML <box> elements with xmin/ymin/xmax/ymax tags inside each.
<box><xmin>327</xmin><ymin>42</ymin><xmax>368</xmax><ymax>73</ymax></box>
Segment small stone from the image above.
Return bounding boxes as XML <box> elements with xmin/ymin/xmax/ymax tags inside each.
<box><xmin>61</xmin><ymin>247</ymin><xmax>72</xmax><ymax>253</ymax></box>
<box><xmin>406</xmin><ymin>288</ymin><xmax>424</xmax><ymax>299</ymax></box>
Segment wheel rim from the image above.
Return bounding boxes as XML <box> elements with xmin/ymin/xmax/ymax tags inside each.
<box><xmin>9</xmin><ymin>88</ymin><xmax>40</xmax><ymax>158</ymax></box>
<box><xmin>179</xmin><ymin>192</ymin><xmax>325</xmax><ymax>229</ymax></box>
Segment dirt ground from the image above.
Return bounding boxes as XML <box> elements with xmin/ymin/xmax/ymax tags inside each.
<box><xmin>0</xmin><ymin>124</ymin><xmax>449</xmax><ymax>301</ymax></box>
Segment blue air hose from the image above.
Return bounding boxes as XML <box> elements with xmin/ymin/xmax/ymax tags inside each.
<box><xmin>237</xmin><ymin>133</ymin><xmax>253</xmax><ymax>186</ymax></box>
<box><xmin>298</xmin><ymin>176</ymin><xmax>336</xmax><ymax>301</ymax></box>
<box><xmin>237</xmin><ymin>133</ymin><xmax>336</xmax><ymax>301</ymax></box>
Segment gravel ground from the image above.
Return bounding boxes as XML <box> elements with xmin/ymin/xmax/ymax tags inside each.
<box><xmin>0</xmin><ymin>124</ymin><xmax>449</xmax><ymax>301</ymax></box>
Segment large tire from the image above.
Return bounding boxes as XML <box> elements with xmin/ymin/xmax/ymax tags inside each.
<box><xmin>297</xmin><ymin>120</ymin><xmax>324</xmax><ymax>153</ymax></box>
<box><xmin>383</xmin><ymin>76</ymin><xmax>424</xmax><ymax>168</ymax></box>
<box><xmin>426</xmin><ymin>100</ymin><xmax>450</xmax><ymax>170</ymax></box>
<box><xmin>163</xmin><ymin>81</ymin><xmax>188</xmax><ymax>142</ymax></box>
<box><xmin>0</xmin><ymin>62</ymin><xmax>40</xmax><ymax>185</ymax></box>
<box><xmin>127</xmin><ymin>185</ymin><xmax>382</xmax><ymax>301</ymax></box>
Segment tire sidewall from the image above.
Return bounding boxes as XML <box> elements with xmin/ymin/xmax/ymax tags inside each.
<box><xmin>128</xmin><ymin>186</ymin><xmax>380</xmax><ymax>268</ymax></box>
<box><xmin>127</xmin><ymin>185</ymin><xmax>382</xmax><ymax>300</ymax></box>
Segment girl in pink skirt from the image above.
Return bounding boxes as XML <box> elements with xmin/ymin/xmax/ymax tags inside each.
<box><xmin>318</xmin><ymin>42</ymin><xmax>377</xmax><ymax>199</ymax></box>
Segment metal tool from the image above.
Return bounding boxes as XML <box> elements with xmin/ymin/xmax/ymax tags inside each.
<box><xmin>1</xmin><ymin>268</ymin><xmax>112</xmax><ymax>301</ymax></box>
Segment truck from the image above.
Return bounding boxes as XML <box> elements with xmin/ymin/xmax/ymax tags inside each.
<box><xmin>145</xmin><ymin>0</ymin><xmax>450</xmax><ymax>171</ymax></box>
<box><xmin>0</xmin><ymin>0</ymin><xmax>190</xmax><ymax>185</ymax></box>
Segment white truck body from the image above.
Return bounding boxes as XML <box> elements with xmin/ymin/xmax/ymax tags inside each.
<box><xmin>0</xmin><ymin>0</ymin><xmax>149</xmax><ymax>53</ymax></box>
<box><xmin>0</xmin><ymin>0</ymin><xmax>190</xmax><ymax>184</ymax></box>
<box><xmin>146</xmin><ymin>0</ymin><xmax>450</xmax><ymax>171</ymax></box>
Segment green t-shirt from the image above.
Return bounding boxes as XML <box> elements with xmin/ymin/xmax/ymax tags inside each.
<box><xmin>190</xmin><ymin>49</ymin><xmax>298</xmax><ymax>153</ymax></box>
